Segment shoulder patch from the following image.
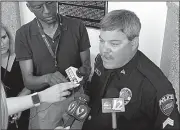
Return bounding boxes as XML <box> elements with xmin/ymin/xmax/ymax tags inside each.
<box><xmin>159</xmin><ymin>94</ymin><xmax>175</xmax><ymax>116</ymax></box>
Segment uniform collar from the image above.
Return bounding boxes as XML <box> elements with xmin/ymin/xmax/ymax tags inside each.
<box><xmin>31</xmin><ymin>14</ymin><xmax>67</xmax><ymax>36</ymax></box>
<box><xmin>114</xmin><ymin>50</ymin><xmax>140</xmax><ymax>79</ymax></box>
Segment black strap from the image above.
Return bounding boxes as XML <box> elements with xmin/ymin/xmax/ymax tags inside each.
<box><xmin>36</xmin><ymin>15</ymin><xmax>62</xmax><ymax>67</ymax></box>
<box><xmin>2</xmin><ymin>52</ymin><xmax>11</xmax><ymax>90</ymax></box>
<box><xmin>2</xmin><ymin>52</ymin><xmax>10</xmax><ymax>82</ymax></box>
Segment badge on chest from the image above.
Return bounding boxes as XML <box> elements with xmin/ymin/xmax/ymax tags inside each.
<box><xmin>119</xmin><ymin>87</ymin><xmax>132</xmax><ymax>105</ymax></box>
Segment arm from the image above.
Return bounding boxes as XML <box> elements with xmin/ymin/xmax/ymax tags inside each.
<box><xmin>143</xmin><ymin>81</ymin><xmax>180</xmax><ymax>129</ymax></box>
<box><xmin>154</xmin><ymin>92</ymin><xmax>180</xmax><ymax>129</ymax></box>
<box><xmin>15</xmin><ymin>28</ymin><xmax>68</xmax><ymax>91</ymax></box>
<box><xmin>19</xmin><ymin>59</ymin><xmax>67</xmax><ymax>91</ymax></box>
<box><xmin>7</xmin><ymin>94</ymin><xmax>35</xmax><ymax>115</ymax></box>
<box><xmin>12</xmin><ymin>87</ymin><xmax>31</xmax><ymax>119</ymax></box>
<box><xmin>15</xmin><ymin>30</ymin><xmax>50</xmax><ymax>90</ymax></box>
<box><xmin>7</xmin><ymin>82</ymin><xmax>78</xmax><ymax>115</ymax></box>
<box><xmin>19</xmin><ymin>59</ymin><xmax>49</xmax><ymax>91</ymax></box>
<box><xmin>80</xmin><ymin>49</ymin><xmax>91</xmax><ymax>79</ymax></box>
<box><xmin>80</xmin><ymin>49</ymin><xmax>91</xmax><ymax>67</ymax></box>
<box><xmin>18</xmin><ymin>87</ymin><xmax>31</xmax><ymax>96</ymax></box>
<box><xmin>77</xmin><ymin>21</ymin><xmax>91</xmax><ymax>82</ymax></box>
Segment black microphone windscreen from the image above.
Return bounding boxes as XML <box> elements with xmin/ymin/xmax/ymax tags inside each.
<box><xmin>66</xmin><ymin>94</ymin><xmax>91</xmax><ymax>122</ymax></box>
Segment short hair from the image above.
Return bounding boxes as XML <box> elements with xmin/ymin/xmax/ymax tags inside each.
<box><xmin>100</xmin><ymin>10</ymin><xmax>141</xmax><ymax>41</ymax></box>
<box><xmin>0</xmin><ymin>23</ymin><xmax>14</xmax><ymax>54</ymax></box>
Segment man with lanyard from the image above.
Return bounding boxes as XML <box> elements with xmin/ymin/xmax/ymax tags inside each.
<box><xmin>15</xmin><ymin>1</ymin><xmax>91</xmax><ymax>129</ymax></box>
<box><xmin>82</xmin><ymin>10</ymin><xmax>180</xmax><ymax>130</ymax></box>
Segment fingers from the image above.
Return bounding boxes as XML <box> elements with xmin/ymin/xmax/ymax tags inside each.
<box><xmin>55</xmin><ymin>126</ymin><xmax>70</xmax><ymax>130</ymax></box>
<box><xmin>53</xmin><ymin>71</ymin><xmax>68</xmax><ymax>83</ymax></box>
<box><xmin>65</xmin><ymin>126</ymin><xmax>70</xmax><ymax>129</ymax></box>
<box><xmin>61</xmin><ymin>77</ymin><xmax>69</xmax><ymax>82</ymax></box>
<box><xmin>60</xmin><ymin>82</ymin><xmax>79</xmax><ymax>92</ymax></box>
<box><xmin>50</xmin><ymin>76</ymin><xmax>60</xmax><ymax>85</ymax></box>
<box><xmin>52</xmin><ymin>72</ymin><xmax>62</xmax><ymax>83</ymax></box>
<box><xmin>12</xmin><ymin>114</ymin><xmax>18</xmax><ymax>120</ymax></box>
<box><xmin>17</xmin><ymin>112</ymin><xmax>21</xmax><ymax>119</ymax></box>
<box><xmin>49</xmin><ymin>73</ymin><xmax>65</xmax><ymax>86</ymax></box>
<box><xmin>78</xmin><ymin>66</ymin><xmax>88</xmax><ymax>76</ymax></box>
<box><xmin>60</xmin><ymin>91</ymin><xmax>71</xmax><ymax>97</ymax></box>
<box><xmin>54</xmin><ymin>126</ymin><xmax>63</xmax><ymax>129</ymax></box>
<box><xmin>11</xmin><ymin>113</ymin><xmax>21</xmax><ymax>120</ymax></box>
<box><xmin>59</xmin><ymin>97</ymin><xmax>67</xmax><ymax>101</ymax></box>
<box><xmin>77</xmin><ymin>67</ymin><xmax>90</xmax><ymax>85</ymax></box>
<box><xmin>48</xmin><ymin>74</ymin><xmax>60</xmax><ymax>86</ymax></box>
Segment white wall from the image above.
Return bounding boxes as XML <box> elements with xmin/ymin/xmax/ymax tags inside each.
<box><xmin>19</xmin><ymin>2</ymin><xmax>35</xmax><ymax>25</ymax></box>
<box><xmin>19</xmin><ymin>2</ymin><xmax>167</xmax><ymax>67</ymax></box>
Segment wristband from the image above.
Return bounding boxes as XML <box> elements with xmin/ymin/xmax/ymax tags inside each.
<box><xmin>31</xmin><ymin>92</ymin><xmax>41</xmax><ymax>107</ymax></box>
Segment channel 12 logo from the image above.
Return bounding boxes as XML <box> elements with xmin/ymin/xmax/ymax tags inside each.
<box><xmin>102</xmin><ymin>98</ymin><xmax>125</xmax><ymax>113</ymax></box>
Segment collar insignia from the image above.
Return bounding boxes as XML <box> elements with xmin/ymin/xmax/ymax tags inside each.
<box><xmin>120</xmin><ymin>69</ymin><xmax>126</xmax><ymax>75</ymax></box>
<box><xmin>95</xmin><ymin>68</ymin><xmax>101</xmax><ymax>76</ymax></box>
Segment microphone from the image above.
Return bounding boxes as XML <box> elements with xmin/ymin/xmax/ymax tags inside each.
<box><xmin>63</xmin><ymin>94</ymin><xmax>91</xmax><ymax>128</ymax></box>
<box><xmin>102</xmin><ymin>87</ymin><xmax>125</xmax><ymax>130</ymax></box>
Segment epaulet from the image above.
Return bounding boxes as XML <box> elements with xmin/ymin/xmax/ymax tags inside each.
<box><xmin>136</xmin><ymin>52</ymin><xmax>172</xmax><ymax>94</ymax></box>
<box><xmin>94</xmin><ymin>54</ymin><xmax>102</xmax><ymax>65</ymax></box>
<box><xmin>94</xmin><ymin>54</ymin><xmax>102</xmax><ymax>68</ymax></box>
<box><xmin>95</xmin><ymin>54</ymin><xmax>101</xmax><ymax>62</ymax></box>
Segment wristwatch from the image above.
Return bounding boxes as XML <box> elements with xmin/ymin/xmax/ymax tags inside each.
<box><xmin>31</xmin><ymin>92</ymin><xmax>41</xmax><ymax>107</ymax></box>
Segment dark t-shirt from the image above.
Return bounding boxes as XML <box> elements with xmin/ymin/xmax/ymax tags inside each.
<box><xmin>15</xmin><ymin>15</ymin><xmax>90</xmax><ymax>76</ymax></box>
<box><xmin>15</xmin><ymin>15</ymin><xmax>91</xmax><ymax>90</ymax></box>
<box><xmin>1</xmin><ymin>59</ymin><xmax>24</xmax><ymax>97</ymax></box>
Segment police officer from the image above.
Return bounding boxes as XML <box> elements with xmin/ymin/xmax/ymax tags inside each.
<box><xmin>82</xmin><ymin>10</ymin><xmax>180</xmax><ymax>130</ymax></box>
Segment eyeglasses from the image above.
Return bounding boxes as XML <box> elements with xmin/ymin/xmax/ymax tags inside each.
<box><xmin>30</xmin><ymin>1</ymin><xmax>56</xmax><ymax>11</ymax></box>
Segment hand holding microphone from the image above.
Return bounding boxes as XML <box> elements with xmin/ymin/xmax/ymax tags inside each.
<box><xmin>76</xmin><ymin>66</ymin><xmax>91</xmax><ymax>85</ymax></box>
<box><xmin>63</xmin><ymin>94</ymin><xmax>91</xmax><ymax>128</ymax></box>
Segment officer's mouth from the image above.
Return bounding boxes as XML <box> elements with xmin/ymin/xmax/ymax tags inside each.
<box><xmin>102</xmin><ymin>56</ymin><xmax>113</xmax><ymax>62</ymax></box>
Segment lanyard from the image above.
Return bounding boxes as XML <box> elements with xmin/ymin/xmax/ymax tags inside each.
<box><xmin>36</xmin><ymin>16</ymin><xmax>62</xmax><ymax>67</ymax></box>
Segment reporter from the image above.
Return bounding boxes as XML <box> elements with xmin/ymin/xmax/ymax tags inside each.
<box><xmin>0</xmin><ymin>82</ymin><xmax>78</xmax><ymax>129</ymax></box>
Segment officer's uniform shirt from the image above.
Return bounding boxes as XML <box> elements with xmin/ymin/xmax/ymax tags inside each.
<box><xmin>82</xmin><ymin>50</ymin><xmax>180</xmax><ymax>130</ymax></box>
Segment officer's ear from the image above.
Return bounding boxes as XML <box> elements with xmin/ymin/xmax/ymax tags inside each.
<box><xmin>130</xmin><ymin>37</ymin><xmax>139</xmax><ymax>51</ymax></box>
